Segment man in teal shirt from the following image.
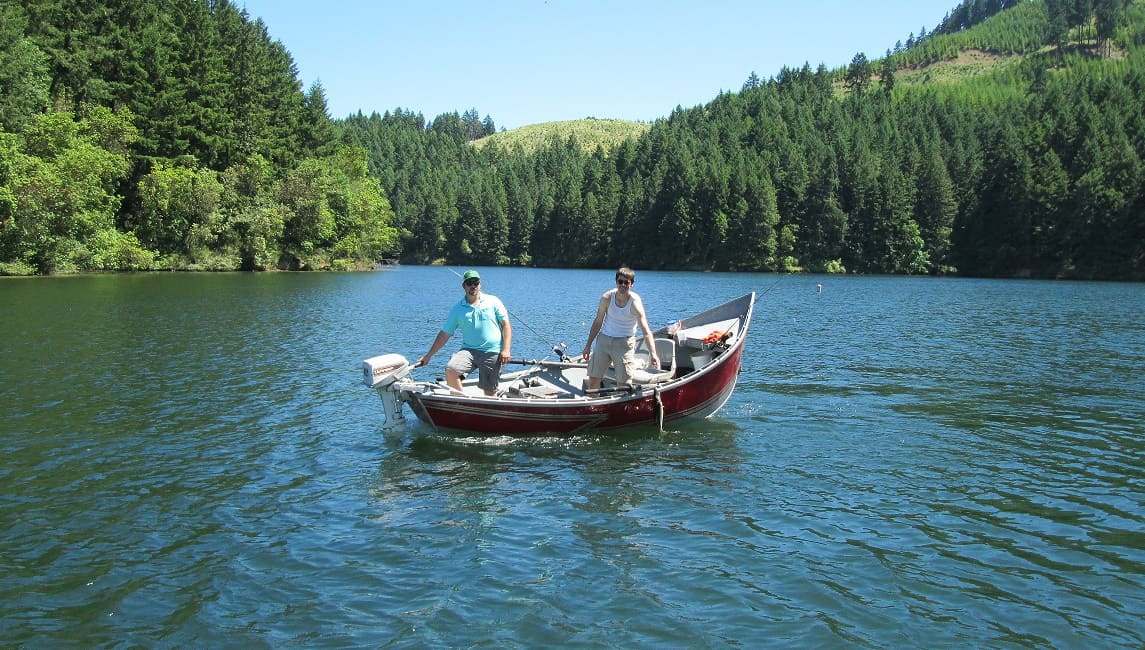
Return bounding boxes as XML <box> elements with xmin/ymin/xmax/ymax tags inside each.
<box><xmin>416</xmin><ymin>270</ymin><xmax>513</xmax><ymax>396</ymax></box>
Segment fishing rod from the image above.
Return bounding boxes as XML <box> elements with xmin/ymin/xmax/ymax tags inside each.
<box><xmin>759</xmin><ymin>274</ymin><xmax>785</xmax><ymax>297</ymax></box>
<box><xmin>445</xmin><ymin>267</ymin><xmax>574</xmax><ymax>362</ymax></box>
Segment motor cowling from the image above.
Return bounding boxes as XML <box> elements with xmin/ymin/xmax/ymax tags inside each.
<box><xmin>362</xmin><ymin>353</ymin><xmax>411</xmax><ymax>388</ymax></box>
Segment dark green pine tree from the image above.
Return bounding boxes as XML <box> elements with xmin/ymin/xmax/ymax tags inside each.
<box><xmin>18</xmin><ymin>0</ymin><xmax>94</xmax><ymax>107</ymax></box>
<box><xmin>1095</xmin><ymin>0</ymin><xmax>1131</xmax><ymax>56</ymax></box>
<box><xmin>797</xmin><ymin>147</ymin><xmax>848</xmax><ymax>271</ymax></box>
<box><xmin>0</xmin><ymin>3</ymin><xmax>50</xmax><ymax>131</ymax></box>
<box><xmin>580</xmin><ymin>149</ymin><xmax>621</xmax><ymax>267</ymax></box>
<box><xmin>839</xmin><ymin>126</ymin><xmax>881</xmax><ymax>272</ymax></box>
<box><xmin>913</xmin><ymin>137</ymin><xmax>958</xmax><ymax>273</ymax></box>
<box><xmin>173</xmin><ymin>0</ymin><xmax>234</xmax><ymax>169</ymax></box>
<box><xmin>724</xmin><ymin>154</ymin><xmax>779</xmax><ymax>271</ymax></box>
<box><xmin>302</xmin><ymin>81</ymin><xmax>338</xmax><ymax>157</ymax></box>
<box><xmin>879</xmin><ymin>55</ymin><xmax>897</xmax><ymax>98</ymax></box>
<box><xmin>1069</xmin><ymin>124</ymin><xmax>1143</xmax><ymax>278</ymax></box>
<box><xmin>655</xmin><ymin>134</ymin><xmax>700</xmax><ymax>267</ymax></box>
<box><xmin>954</xmin><ymin>117</ymin><xmax>1034</xmax><ymax>276</ymax></box>
<box><xmin>844</xmin><ymin>52</ymin><xmax>873</xmax><ymax>97</ymax></box>
<box><xmin>501</xmin><ymin>161</ymin><xmax>536</xmax><ymax>265</ymax></box>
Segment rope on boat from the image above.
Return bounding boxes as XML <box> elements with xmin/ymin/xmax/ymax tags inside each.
<box><xmin>654</xmin><ymin>387</ymin><xmax>664</xmax><ymax>433</ymax></box>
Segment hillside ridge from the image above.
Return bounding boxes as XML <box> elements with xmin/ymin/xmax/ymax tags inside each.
<box><xmin>472</xmin><ymin>117</ymin><xmax>651</xmax><ymax>154</ymax></box>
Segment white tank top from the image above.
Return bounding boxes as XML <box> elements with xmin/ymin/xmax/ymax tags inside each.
<box><xmin>601</xmin><ymin>292</ymin><xmax>638</xmax><ymax>337</ymax></box>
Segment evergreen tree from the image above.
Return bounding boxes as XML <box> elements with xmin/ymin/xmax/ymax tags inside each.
<box><xmin>0</xmin><ymin>3</ymin><xmax>50</xmax><ymax>131</ymax></box>
<box><xmin>914</xmin><ymin>138</ymin><xmax>958</xmax><ymax>272</ymax></box>
<box><xmin>879</xmin><ymin>56</ymin><xmax>897</xmax><ymax>98</ymax></box>
<box><xmin>845</xmin><ymin>52</ymin><xmax>873</xmax><ymax>96</ymax></box>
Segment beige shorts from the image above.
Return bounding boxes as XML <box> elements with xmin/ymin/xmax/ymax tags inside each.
<box><xmin>588</xmin><ymin>334</ymin><xmax>636</xmax><ymax>385</ymax></box>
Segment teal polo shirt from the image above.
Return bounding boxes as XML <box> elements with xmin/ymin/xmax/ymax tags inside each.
<box><xmin>443</xmin><ymin>294</ymin><xmax>508</xmax><ymax>352</ymax></box>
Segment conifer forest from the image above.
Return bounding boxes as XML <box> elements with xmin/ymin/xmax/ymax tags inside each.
<box><xmin>1</xmin><ymin>0</ymin><xmax>1142</xmax><ymax>279</ymax></box>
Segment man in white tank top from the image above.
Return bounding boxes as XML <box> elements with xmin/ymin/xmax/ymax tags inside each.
<box><xmin>582</xmin><ymin>266</ymin><xmax>659</xmax><ymax>391</ymax></box>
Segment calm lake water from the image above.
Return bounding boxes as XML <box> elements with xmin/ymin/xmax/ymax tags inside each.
<box><xmin>2</xmin><ymin>268</ymin><xmax>1143</xmax><ymax>647</ymax></box>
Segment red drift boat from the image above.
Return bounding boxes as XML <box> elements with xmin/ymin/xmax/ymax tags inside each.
<box><xmin>363</xmin><ymin>292</ymin><xmax>755</xmax><ymax>435</ymax></box>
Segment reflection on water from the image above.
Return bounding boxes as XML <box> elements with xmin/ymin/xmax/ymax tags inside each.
<box><xmin>1</xmin><ymin>271</ymin><xmax>1143</xmax><ymax>647</ymax></box>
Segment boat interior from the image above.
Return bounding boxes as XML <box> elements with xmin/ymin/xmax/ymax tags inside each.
<box><xmin>418</xmin><ymin>316</ymin><xmax>744</xmax><ymax>400</ymax></box>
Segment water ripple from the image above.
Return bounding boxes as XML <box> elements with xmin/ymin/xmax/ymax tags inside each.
<box><xmin>2</xmin><ymin>273</ymin><xmax>1143</xmax><ymax>647</ymax></box>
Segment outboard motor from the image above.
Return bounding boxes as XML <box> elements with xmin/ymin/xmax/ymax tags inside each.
<box><xmin>362</xmin><ymin>353</ymin><xmax>412</xmax><ymax>429</ymax></box>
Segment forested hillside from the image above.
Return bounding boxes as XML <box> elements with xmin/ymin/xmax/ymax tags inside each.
<box><xmin>0</xmin><ymin>0</ymin><xmax>397</xmax><ymax>274</ymax></box>
<box><xmin>2</xmin><ymin>0</ymin><xmax>1143</xmax><ymax>279</ymax></box>
<box><xmin>349</xmin><ymin>0</ymin><xmax>1144</xmax><ymax>279</ymax></box>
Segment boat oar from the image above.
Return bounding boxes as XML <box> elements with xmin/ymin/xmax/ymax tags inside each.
<box><xmin>505</xmin><ymin>358</ymin><xmax>587</xmax><ymax>369</ymax></box>
<box><xmin>505</xmin><ymin>357</ymin><xmax>541</xmax><ymax>365</ymax></box>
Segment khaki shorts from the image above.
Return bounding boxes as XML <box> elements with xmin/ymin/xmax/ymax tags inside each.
<box><xmin>588</xmin><ymin>334</ymin><xmax>636</xmax><ymax>385</ymax></box>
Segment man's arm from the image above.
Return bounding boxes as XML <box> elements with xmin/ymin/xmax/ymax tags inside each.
<box><xmin>415</xmin><ymin>330</ymin><xmax>452</xmax><ymax>367</ymax></box>
<box><xmin>581</xmin><ymin>293</ymin><xmax>610</xmax><ymax>360</ymax></box>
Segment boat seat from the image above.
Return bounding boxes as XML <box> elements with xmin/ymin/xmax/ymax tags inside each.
<box><xmin>676</xmin><ymin>317</ymin><xmax>740</xmax><ymax>350</ymax></box>
<box><xmin>630</xmin><ymin>338</ymin><xmax>677</xmax><ymax>385</ymax></box>
<box><xmin>510</xmin><ymin>384</ymin><xmax>573</xmax><ymax>399</ymax></box>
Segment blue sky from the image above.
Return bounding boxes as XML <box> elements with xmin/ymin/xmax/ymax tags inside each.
<box><xmin>238</xmin><ymin>0</ymin><xmax>958</xmax><ymax>130</ymax></box>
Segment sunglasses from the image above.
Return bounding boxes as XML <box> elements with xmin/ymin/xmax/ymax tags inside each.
<box><xmin>616</xmin><ymin>279</ymin><xmax>633</xmax><ymax>286</ymax></box>
<box><xmin>464</xmin><ymin>279</ymin><xmax>480</xmax><ymax>287</ymax></box>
